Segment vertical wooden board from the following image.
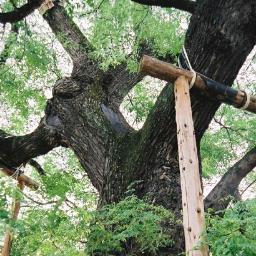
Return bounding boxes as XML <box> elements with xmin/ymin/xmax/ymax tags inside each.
<box><xmin>1</xmin><ymin>181</ymin><xmax>25</xmax><ymax>256</ymax></box>
<box><xmin>1</xmin><ymin>233</ymin><xmax>11</xmax><ymax>256</ymax></box>
<box><xmin>174</xmin><ymin>76</ymin><xmax>208</xmax><ymax>256</ymax></box>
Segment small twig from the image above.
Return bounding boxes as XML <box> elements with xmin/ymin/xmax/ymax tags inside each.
<box><xmin>23</xmin><ymin>193</ymin><xmax>59</xmax><ymax>205</ymax></box>
<box><xmin>65</xmin><ymin>198</ymin><xmax>79</xmax><ymax>209</ymax></box>
<box><xmin>81</xmin><ymin>0</ymin><xmax>106</xmax><ymax>16</ymax></box>
<box><xmin>240</xmin><ymin>177</ymin><xmax>256</xmax><ymax>196</ymax></box>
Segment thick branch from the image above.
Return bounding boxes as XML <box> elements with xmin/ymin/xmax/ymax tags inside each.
<box><xmin>0</xmin><ymin>0</ymin><xmax>43</xmax><ymax>24</ymax></box>
<box><xmin>105</xmin><ymin>63</ymin><xmax>144</xmax><ymax>107</ymax></box>
<box><xmin>0</xmin><ymin>120</ymin><xmax>63</xmax><ymax>168</ymax></box>
<box><xmin>205</xmin><ymin>148</ymin><xmax>256</xmax><ymax>212</ymax></box>
<box><xmin>48</xmin><ymin>77</ymin><xmax>122</xmax><ymax>191</ymax></box>
<box><xmin>131</xmin><ymin>0</ymin><xmax>196</xmax><ymax>14</ymax></box>
<box><xmin>107</xmin><ymin>45</ymin><xmax>175</xmax><ymax>107</ymax></box>
<box><xmin>28</xmin><ymin>159</ymin><xmax>46</xmax><ymax>175</ymax></box>
<box><xmin>43</xmin><ymin>2</ymin><xmax>101</xmax><ymax>77</ymax></box>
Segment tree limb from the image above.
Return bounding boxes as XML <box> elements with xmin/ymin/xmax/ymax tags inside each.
<box><xmin>131</xmin><ymin>0</ymin><xmax>196</xmax><ymax>14</ymax></box>
<box><xmin>28</xmin><ymin>159</ymin><xmax>46</xmax><ymax>175</ymax></box>
<box><xmin>105</xmin><ymin>63</ymin><xmax>144</xmax><ymax>107</ymax></box>
<box><xmin>0</xmin><ymin>127</ymin><xmax>46</xmax><ymax>175</ymax></box>
<box><xmin>205</xmin><ymin>147</ymin><xmax>256</xmax><ymax>212</ymax></box>
<box><xmin>107</xmin><ymin>44</ymin><xmax>175</xmax><ymax>107</ymax></box>
<box><xmin>0</xmin><ymin>119</ymin><xmax>64</xmax><ymax>168</ymax></box>
<box><xmin>0</xmin><ymin>0</ymin><xmax>44</xmax><ymax>24</ymax></box>
<box><xmin>43</xmin><ymin>2</ymin><xmax>101</xmax><ymax>77</ymax></box>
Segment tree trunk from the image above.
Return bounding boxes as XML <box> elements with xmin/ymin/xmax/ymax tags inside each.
<box><xmin>0</xmin><ymin>0</ymin><xmax>255</xmax><ymax>255</ymax></box>
<box><xmin>98</xmin><ymin>0</ymin><xmax>256</xmax><ymax>254</ymax></box>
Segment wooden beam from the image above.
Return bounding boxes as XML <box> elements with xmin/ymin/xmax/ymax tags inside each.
<box><xmin>0</xmin><ymin>168</ymin><xmax>39</xmax><ymax>190</ymax></box>
<box><xmin>2</xmin><ymin>181</ymin><xmax>25</xmax><ymax>256</ymax></box>
<box><xmin>140</xmin><ymin>55</ymin><xmax>256</xmax><ymax>114</ymax></box>
<box><xmin>174</xmin><ymin>76</ymin><xmax>208</xmax><ymax>256</ymax></box>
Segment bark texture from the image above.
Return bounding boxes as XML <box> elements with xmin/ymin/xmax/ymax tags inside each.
<box><xmin>0</xmin><ymin>120</ymin><xmax>64</xmax><ymax>168</ymax></box>
<box><xmin>0</xmin><ymin>0</ymin><xmax>256</xmax><ymax>255</ymax></box>
<box><xmin>131</xmin><ymin>0</ymin><xmax>196</xmax><ymax>13</ymax></box>
<box><xmin>0</xmin><ymin>0</ymin><xmax>43</xmax><ymax>24</ymax></box>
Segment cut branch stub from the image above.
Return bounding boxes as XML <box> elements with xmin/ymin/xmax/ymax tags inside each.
<box><xmin>174</xmin><ymin>76</ymin><xmax>208</xmax><ymax>256</ymax></box>
<box><xmin>39</xmin><ymin>0</ymin><xmax>54</xmax><ymax>15</ymax></box>
<box><xmin>140</xmin><ymin>55</ymin><xmax>256</xmax><ymax>114</ymax></box>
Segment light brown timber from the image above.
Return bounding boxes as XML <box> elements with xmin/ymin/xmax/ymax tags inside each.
<box><xmin>0</xmin><ymin>168</ymin><xmax>39</xmax><ymax>190</ymax></box>
<box><xmin>1</xmin><ymin>181</ymin><xmax>25</xmax><ymax>256</ymax></box>
<box><xmin>174</xmin><ymin>76</ymin><xmax>208</xmax><ymax>256</ymax></box>
<box><xmin>140</xmin><ymin>55</ymin><xmax>256</xmax><ymax>114</ymax></box>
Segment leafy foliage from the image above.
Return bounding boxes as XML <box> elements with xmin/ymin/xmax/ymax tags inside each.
<box><xmin>0</xmin><ymin>150</ymin><xmax>96</xmax><ymax>256</ymax></box>
<box><xmin>206</xmin><ymin>200</ymin><xmax>256</xmax><ymax>256</ymax></box>
<box><xmin>0</xmin><ymin>19</ymin><xmax>62</xmax><ymax>133</ymax></box>
<box><xmin>87</xmin><ymin>195</ymin><xmax>174</xmax><ymax>255</ymax></box>
<box><xmin>3</xmin><ymin>187</ymin><xmax>173</xmax><ymax>255</ymax></box>
<box><xmin>0</xmin><ymin>0</ymin><xmax>255</xmax><ymax>255</ymax></box>
<box><xmin>1</xmin><ymin>148</ymin><xmax>173</xmax><ymax>256</ymax></box>
<box><xmin>123</xmin><ymin>83</ymin><xmax>155</xmax><ymax>124</ymax></box>
<box><xmin>69</xmin><ymin>0</ymin><xmax>185</xmax><ymax>71</ymax></box>
<box><xmin>201</xmin><ymin>103</ymin><xmax>256</xmax><ymax>178</ymax></box>
<box><xmin>11</xmin><ymin>208</ymin><xmax>89</xmax><ymax>256</ymax></box>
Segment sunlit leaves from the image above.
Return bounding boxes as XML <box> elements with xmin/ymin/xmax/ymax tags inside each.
<box><xmin>0</xmin><ymin>21</ymin><xmax>58</xmax><ymax>132</ymax></box>
<box><xmin>206</xmin><ymin>200</ymin><xmax>256</xmax><ymax>256</ymax></box>
<box><xmin>84</xmin><ymin>0</ymin><xmax>184</xmax><ymax>70</ymax></box>
<box><xmin>12</xmin><ymin>208</ymin><xmax>89</xmax><ymax>256</ymax></box>
<box><xmin>123</xmin><ymin>83</ymin><xmax>155</xmax><ymax>124</ymax></box>
<box><xmin>201</xmin><ymin>104</ymin><xmax>256</xmax><ymax>178</ymax></box>
<box><xmin>5</xmin><ymin>150</ymin><xmax>96</xmax><ymax>255</ymax></box>
<box><xmin>87</xmin><ymin>195</ymin><xmax>174</xmax><ymax>254</ymax></box>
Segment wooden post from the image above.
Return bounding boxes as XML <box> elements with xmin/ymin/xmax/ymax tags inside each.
<box><xmin>0</xmin><ymin>168</ymin><xmax>39</xmax><ymax>190</ymax></box>
<box><xmin>140</xmin><ymin>55</ymin><xmax>256</xmax><ymax>114</ymax></box>
<box><xmin>2</xmin><ymin>181</ymin><xmax>25</xmax><ymax>256</ymax></box>
<box><xmin>174</xmin><ymin>76</ymin><xmax>208</xmax><ymax>256</ymax></box>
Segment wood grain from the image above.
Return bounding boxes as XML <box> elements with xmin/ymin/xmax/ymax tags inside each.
<box><xmin>141</xmin><ymin>55</ymin><xmax>256</xmax><ymax>114</ymax></box>
<box><xmin>174</xmin><ymin>76</ymin><xmax>208</xmax><ymax>256</ymax></box>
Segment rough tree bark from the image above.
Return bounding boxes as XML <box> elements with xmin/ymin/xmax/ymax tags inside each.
<box><xmin>205</xmin><ymin>147</ymin><xmax>256</xmax><ymax>212</ymax></box>
<box><xmin>0</xmin><ymin>0</ymin><xmax>44</xmax><ymax>24</ymax></box>
<box><xmin>0</xmin><ymin>0</ymin><xmax>256</xmax><ymax>255</ymax></box>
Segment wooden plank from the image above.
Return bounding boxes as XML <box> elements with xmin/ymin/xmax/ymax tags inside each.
<box><xmin>1</xmin><ymin>233</ymin><xmax>11</xmax><ymax>256</ymax></box>
<box><xmin>0</xmin><ymin>168</ymin><xmax>39</xmax><ymax>190</ymax></box>
<box><xmin>2</xmin><ymin>181</ymin><xmax>25</xmax><ymax>256</ymax></box>
<box><xmin>140</xmin><ymin>55</ymin><xmax>256</xmax><ymax>114</ymax></box>
<box><xmin>174</xmin><ymin>76</ymin><xmax>208</xmax><ymax>256</ymax></box>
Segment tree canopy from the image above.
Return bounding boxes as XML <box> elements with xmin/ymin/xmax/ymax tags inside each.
<box><xmin>0</xmin><ymin>0</ymin><xmax>256</xmax><ymax>255</ymax></box>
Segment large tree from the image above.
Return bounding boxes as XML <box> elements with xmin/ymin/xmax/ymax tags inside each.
<box><xmin>1</xmin><ymin>0</ymin><xmax>256</xmax><ymax>254</ymax></box>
